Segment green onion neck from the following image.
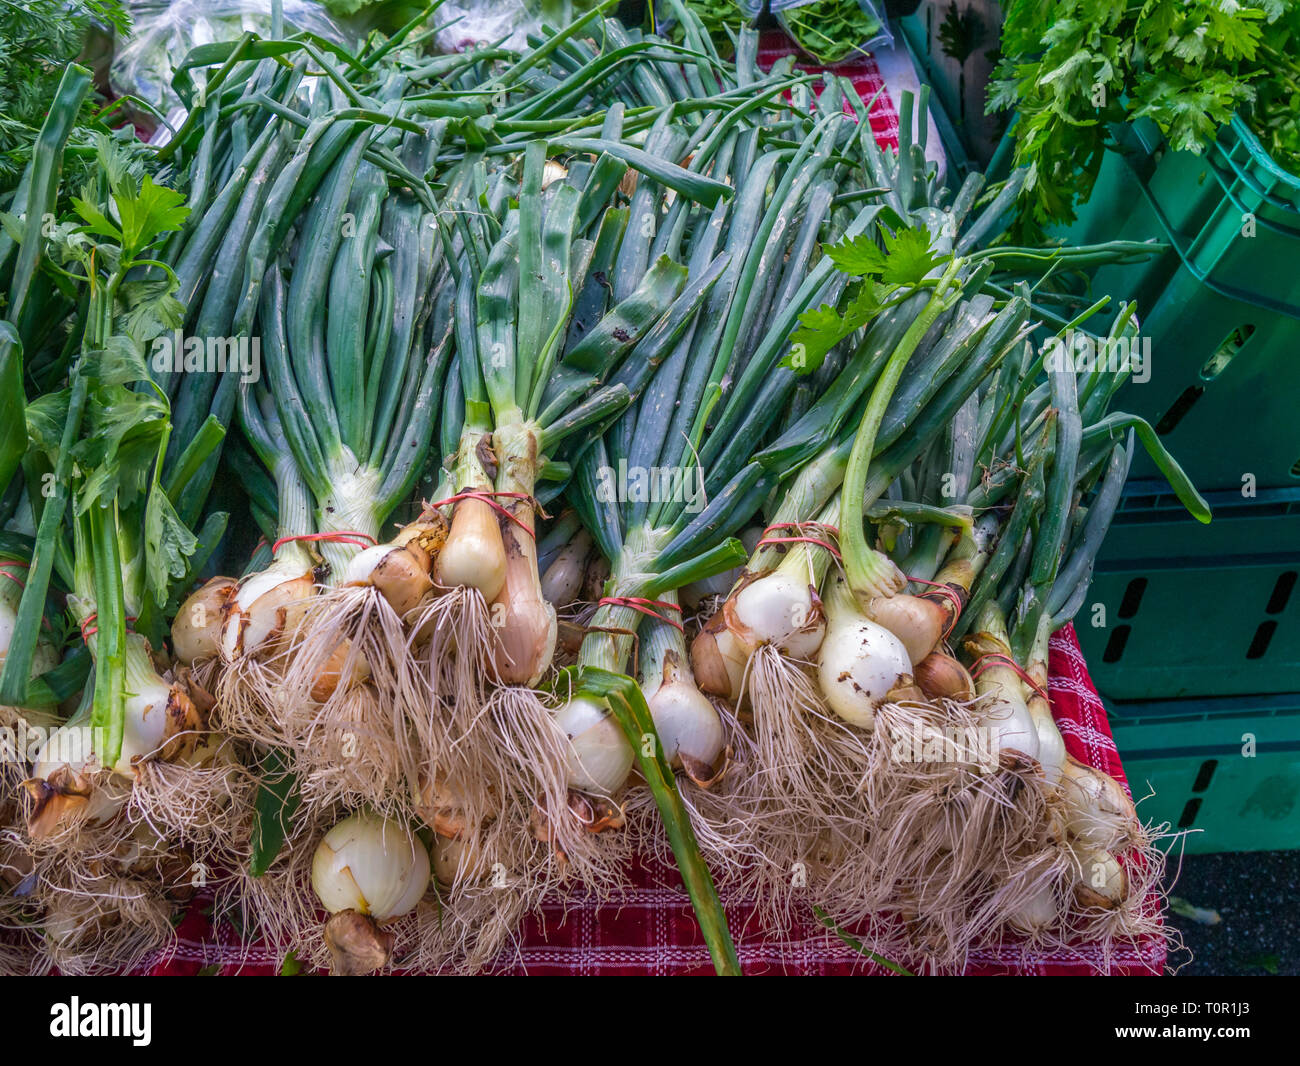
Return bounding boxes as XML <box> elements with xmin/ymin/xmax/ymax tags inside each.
<box><xmin>770</xmin><ymin>495</ymin><xmax>840</xmax><ymax>591</ymax></box>
<box><xmin>316</xmin><ymin>451</ymin><xmax>385</xmax><ymax>584</ymax></box>
<box><xmin>578</xmin><ymin>525</ymin><xmax>667</xmax><ymax>674</ymax></box>
<box><xmin>123</xmin><ymin>632</ymin><xmax>163</xmax><ymax>690</ymax></box>
<box><xmin>271</xmin><ymin>456</ymin><xmax>317</xmax><ymax>573</ymax></box>
<box><xmin>749</xmin><ymin>445</ymin><xmax>848</xmax><ymax>573</ymax></box>
<box><xmin>450</xmin><ymin>424</ymin><xmax>496</xmax><ymax>496</ymax></box>
<box><xmin>842</xmin><ymin>264</ymin><xmax>960</xmax><ymax>602</ymax></box>
<box><xmin>637</xmin><ymin>591</ymin><xmax>688</xmax><ymax>694</ymax></box>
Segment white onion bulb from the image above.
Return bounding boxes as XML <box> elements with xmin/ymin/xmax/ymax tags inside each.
<box><xmin>554</xmin><ymin>696</ymin><xmax>633</xmax><ymax>794</ymax></box>
<box><xmin>311</xmin><ymin>812</ymin><xmax>430</xmax><ymax>921</ymax></box>
<box><xmin>733</xmin><ymin>571</ymin><xmax>825</xmax><ymax>658</ymax></box>
<box><xmin>817</xmin><ymin>597</ymin><xmax>912</xmax><ymax>728</ymax></box>
<box><xmin>646</xmin><ymin>680</ymin><xmax>724</xmax><ymax>770</ymax></box>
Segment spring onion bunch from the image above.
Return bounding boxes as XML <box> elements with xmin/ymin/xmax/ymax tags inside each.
<box><xmin>0</xmin><ymin>0</ymin><xmax>1215</xmax><ymax>977</ymax></box>
<box><xmin>672</xmin><ymin>95</ymin><xmax>1209</xmax><ymax>966</ymax></box>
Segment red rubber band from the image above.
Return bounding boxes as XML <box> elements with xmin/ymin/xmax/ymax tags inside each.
<box><xmin>426</xmin><ymin>490</ymin><xmax>538</xmax><ymax>538</ymax></box>
<box><xmin>906</xmin><ymin>574</ymin><xmax>965</xmax><ymax>638</ymax></box>
<box><xmin>757</xmin><ymin>521</ymin><xmax>842</xmax><ymax>560</ymax></box>
<box><xmin>272</xmin><ymin>530</ymin><xmax>378</xmax><ymax>554</ymax></box>
<box><xmin>0</xmin><ymin>560</ymin><xmax>29</xmax><ymax>590</ymax></box>
<box><xmin>598</xmin><ymin>596</ymin><xmax>684</xmax><ymax>632</ymax></box>
<box><xmin>969</xmin><ymin>652</ymin><xmax>1049</xmax><ymax>703</ymax></box>
<box><xmin>80</xmin><ymin>613</ymin><xmax>137</xmax><ymax>642</ymax></box>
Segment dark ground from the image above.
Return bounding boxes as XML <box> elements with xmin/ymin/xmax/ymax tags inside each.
<box><xmin>1164</xmin><ymin>850</ymin><xmax>1299</xmax><ymax>975</ymax></box>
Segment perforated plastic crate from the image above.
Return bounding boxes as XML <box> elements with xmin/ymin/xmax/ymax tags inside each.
<box><xmin>1109</xmin><ymin>692</ymin><xmax>1300</xmax><ymax>854</ymax></box>
<box><xmin>1064</xmin><ymin>117</ymin><xmax>1300</xmax><ymax>491</ymax></box>
<box><xmin>1077</xmin><ymin>482</ymin><xmax>1300</xmax><ymax>700</ymax></box>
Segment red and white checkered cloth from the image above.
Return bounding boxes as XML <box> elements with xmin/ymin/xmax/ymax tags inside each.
<box><xmin>756</xmin><ymin>30</ymin><xmax>900</xmax><ymax>149</ymax></box>
<box><xmin>150</xmin><ymin>626</ymin><xmax>1165</xmax><ymax>976</ymax></box>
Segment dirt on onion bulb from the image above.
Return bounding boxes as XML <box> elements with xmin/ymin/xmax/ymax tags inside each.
<box><xmin>816</xmin><ymin>573</ymin><xmax>913</xmax><ymax>728</ymax></box>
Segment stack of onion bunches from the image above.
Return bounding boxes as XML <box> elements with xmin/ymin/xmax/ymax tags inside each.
<box><xmin>0</xmin><ymin>1</ymin><xmax>1208</xmax><ymax>975</ymax></box>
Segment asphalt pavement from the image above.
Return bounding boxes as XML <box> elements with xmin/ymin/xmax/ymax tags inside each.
<box><xmin>1164</xmin><ymin>850</ymin><xmax>1299</xmax><ymax>975</ymax></box>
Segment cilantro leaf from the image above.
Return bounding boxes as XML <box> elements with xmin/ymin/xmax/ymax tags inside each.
<box><xmin>114</xmin><ymin>174</ymin><xmax>189</xmax><ymax>260</ymax></box>
<box><xmin>72</xmin><ymin>195</ymin><xmax>123</xmax><ymax>243</ymax></box>
<box><xmin>990</xmin><ymin>0</ymin><xmax>1300</xmax><ymax>238</ymax></box>
<box><xmin>120</xmin><ymin>275</ymin><xmax>186</xmax><ymax>346</ymax></box>
<box><xmin>826</xmin><ymin>233</ymin><xmax>887</xmax><ymax>276</ymax></box>
<box><xmin>783</xmin><ymin>281</ymin><xmax>887</xmax><ymax>374</ymax></box>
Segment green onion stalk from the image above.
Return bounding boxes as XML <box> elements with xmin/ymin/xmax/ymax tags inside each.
<box><xmin>668</xmin><ymin>92</ymin><xmax>1185</xmax><ymax>941</ymax></box>
<box><xmin>793</xmin><ymin>301</ymin><xmax>1211</xmax><ymax>971</ymax></box>
<box><xmin>408</xmin><ymin>115</ymin><xmax>742</xmax><ymax>883</ymax></box>
<box><xmin>910</xmin><ymin>306</ymin><xmax>1212</xmax><ymax>965</ymax></box>
<box><xmin>548</xmin><ymin>99</ymin><xmax>878</xmax><ymax>879</ymax></box>
<box><xmin>195</xmin><ymin>122</ymin><xmax>451</xmax><ymax>817</ymax></box>
<box><xmin>0</xmin><ymin>551</ymin><xmax>64</xmax><ymax>735</ymax></box>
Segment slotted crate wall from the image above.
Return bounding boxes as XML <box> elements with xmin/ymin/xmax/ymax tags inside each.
<box><xmin>1066</xmin><ymin>117</ymin><xmax>1300</xmax><ymax>492</ymax></box>
<box><xmin>895</xmin><ymin>1</ymin><xmax>1004</xmax><ymax>167</ymax></box>
<box><xmin>1077</xmin><ymin>483</ymin><xmax>1300</xmax><ymax>700</ymax></box>
<box><xmin>1111</xmin><ymin>693</ymin><xmax>1300</xmax><ymax>854</ymax></box>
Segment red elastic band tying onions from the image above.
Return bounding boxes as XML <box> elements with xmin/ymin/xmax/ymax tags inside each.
<box><xmin>425</xmin><ymin>490</ymin><xmax>538</xmax><ymax>538</ymax></box>
<box><xmin>0</xmin><ymin>560</ymin><xmax>29</xmax><ymax>590</ymax></box>
<box><xmin>598</xmin><ymin>595</ymin><xmax>684</xmax><ymax>632</ymax></box>
<box><xmin>757</xmin><ymin>521</ymin><xmax>842</xmax><ymax>560</ymax></box>
<box><xmin>906</xmin><ymin>575</ymin><xmax>964</xmax><ymax>638</ymax></box>
<box><xmin>271</xmin><ymin>531</ymin><xmax>379</xmax><ymax>554</ymax></box>
<box><xmin>969</xmin><ymin>652</ymin><xmax>1049</xmax><ymax>703</ymax></box>
<box><xmin>80</xmin><ymin>613</ymin><xmax>138</xmax><ymax>642</ymax></box>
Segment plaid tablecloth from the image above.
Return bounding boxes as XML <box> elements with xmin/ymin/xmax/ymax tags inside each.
<box><xmin>151</xmin><ymin>626</ymin><xmax>1165</xmax><ymax>975</ymax></box>
<box><xmin>756</xmin><ymin>31</ymin><xmax>900</xmax><ymax>149</ymax></box>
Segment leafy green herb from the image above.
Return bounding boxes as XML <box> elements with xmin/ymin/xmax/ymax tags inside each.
<box><xmin>991</xmin><ymin>0</ymin><xmax>1300</xmax><ymax>237</ymax></box>
<box><xmin>779</xmin><ymin>0</ymin><xmax>883</xmax><ymax>65</ymax></box>
<box><xmin>0</xmin><ymin>1</ymin><xmax>130</xmax><ymax>193</ymax></box>
<box><xmin>785</xmin><ymin>225</ymin><xmax>952</xmax><ymax>373</ymax></box>
<box><xmin>672</xmin><ymin>0</ymin><xmax>883</xmax><ymax>65</ymax></box>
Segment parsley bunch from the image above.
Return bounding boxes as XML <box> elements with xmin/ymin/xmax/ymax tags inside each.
<box><xmin>989</xmin><ymin>0</ymin><xmax>1300</xmax><ymax>237</ymax></box>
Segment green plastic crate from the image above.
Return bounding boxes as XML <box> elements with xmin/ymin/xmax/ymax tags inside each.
<box><xmin>895</xmin><ymin>9</ymin><xmax>975</xmax><ymax>180</ymax></box>
<box><xmin>1077</xmin><ymin>483</ymin><xmax>1300</xmax><ymax>700</ymax></box>
<box><xmin>1062</xmin><ymin>117</ymin><xmax>1300</xmax><ymax>491</ymax></box>
<box><xmin>1114</xmin><ymin>267</ymin><xmax>1300</xmax><ymax>491</ymax></box>
<box><xmin>1088</xmin><ymin>117</ymin><xmax>1300</xmax><ymax>314</ymax></box>
<box><xmin>1108</xmin><ymin>692</ymin><xmax>1300</xmax><ymax>854</ymax></box>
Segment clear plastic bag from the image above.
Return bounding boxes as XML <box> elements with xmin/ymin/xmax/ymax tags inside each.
<box><xmin>737</xmin><ymin>0</ymin><xmax>893</xmax><ymax>63</ymax></box>
<box><xmin>111</xmin><ymin>0</ymin><xmax>351</xmax><ymax>113</ymax></box>
<box><xmin>432</xmin><ymin>0</ymin><xmax>604</xmax><ymax>54</ymax></box>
